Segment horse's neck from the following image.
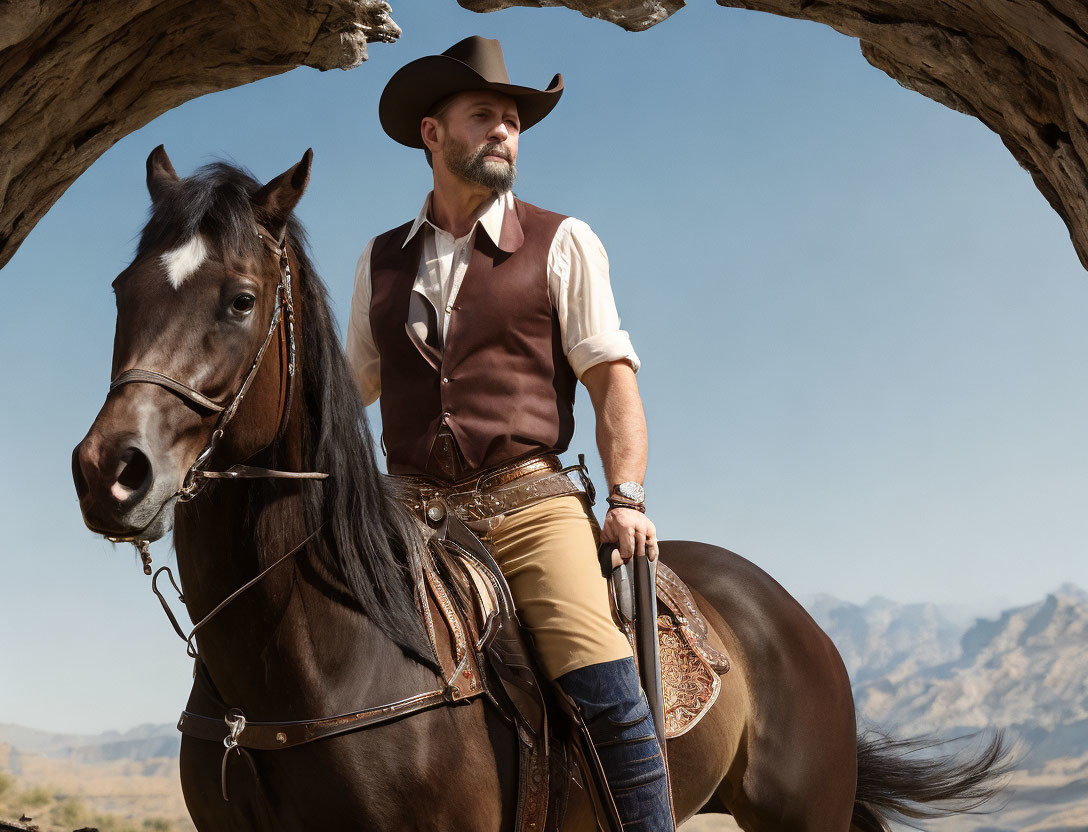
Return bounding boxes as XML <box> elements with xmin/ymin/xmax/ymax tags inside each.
<box><xmin>174</xmin><ymin>487</ymin><xmax>428</xmax><ymax>718</ymax></box>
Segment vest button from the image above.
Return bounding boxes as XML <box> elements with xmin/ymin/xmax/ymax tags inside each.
<box><xmin>445</xmin><ymin>304</ymin><xmax>453</xmax><ymax>313</ymax></box>
<box><xmin>442</xmin><ymin>377</ymin><xmax>450</xmax><ymax>384</ymax></box>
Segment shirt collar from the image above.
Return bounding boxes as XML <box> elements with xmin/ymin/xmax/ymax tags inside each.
<box><xmin>403</xmin><ymin>190</ymin><xmax>515</xmax><ymax>250</ymax></box>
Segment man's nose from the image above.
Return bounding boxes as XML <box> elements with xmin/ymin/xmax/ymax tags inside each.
<box><xmin>488</xmin><ymin>121</ymin><xmax>509</xmax><ymax>143</ymax></box>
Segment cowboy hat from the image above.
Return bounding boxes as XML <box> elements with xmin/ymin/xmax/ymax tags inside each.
<box><xmin>379</xmin><ymin>36</ymin><xmax>564</xmax><ymax>149</ymax></box>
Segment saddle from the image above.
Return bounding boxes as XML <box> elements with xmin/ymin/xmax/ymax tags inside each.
<box><xmin>398</xmin><ymin>462</ymin><xmax>731</xmax><ymax>832</ymax></box>
<box><xmin>175</xmin><ymin>455</ymin><xmax>730</xmax><ymax>830</ymax></box>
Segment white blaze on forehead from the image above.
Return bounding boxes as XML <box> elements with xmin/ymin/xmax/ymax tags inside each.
<box><xmin>160</xmin><ymin>234</ymin><xmax>208</xmax><ymax>289</ymax></box>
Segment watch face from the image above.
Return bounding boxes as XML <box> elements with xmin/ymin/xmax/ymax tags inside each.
<box><xmin>616</xmin><ymin>481</ymin><xmax>645</xmax><ymax>502</ymax></box>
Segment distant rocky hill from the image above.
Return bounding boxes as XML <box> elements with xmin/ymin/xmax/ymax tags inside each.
<box><xmin>809</xmin><ymin>584</ymin><xmax>1088</xmax><ymax>831</ymax></box>
<box><xmin>0</xmin><ymin>723</ymin><xmax>180</xmax><ymax>770</ymax></box>
<box><xmin>804</xmin><ymin>593</ymin><xmax>970</xmax><ymax>684</ymax></box>
<box><xmin>846</xmin><ymin>586</ymin><xmax>1088</xmax><ymax>766</ymax></box>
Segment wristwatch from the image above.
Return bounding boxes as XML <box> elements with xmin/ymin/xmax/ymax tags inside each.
<box><xmin>610</xmin><ymin>481</ymin><xmax>645</xmax><ymax>503</ymax></box>
<box><xmin>607</xmin><ymin>481</ymin><xmax>646</xmax><ymax>512</ymax></box>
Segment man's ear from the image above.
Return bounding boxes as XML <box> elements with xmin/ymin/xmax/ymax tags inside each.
<box><xmin>146</xmin><ymin>145</ymin><xmax>179</xmax><ymax>204</ymax></box>
<box><xmin>420</xmin><ymin>118</ymin><xmax>441</xmax><ymax>156</ymax></box>
<box><xmin>251</xmin><ymin>148</ymin><xmax>313</xmax><ymax>239</ymax></box>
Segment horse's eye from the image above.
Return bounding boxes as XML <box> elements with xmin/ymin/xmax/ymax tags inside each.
<box><xmin>231</xmin><ymin>293</ymin><xmax>256</xmax><ymax>314</ymax></box>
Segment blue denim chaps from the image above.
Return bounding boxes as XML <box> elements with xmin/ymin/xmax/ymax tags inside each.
<box><xmin>557</xmin><ymin>656</ymin><xmax>675</xmax><ymax>831</ymax></box>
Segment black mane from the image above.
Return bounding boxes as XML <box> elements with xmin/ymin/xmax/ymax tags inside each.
<box><xmin>144</xmin><ymin>161</ymin><xmax>434</xmax><ymax>666</ymax></box>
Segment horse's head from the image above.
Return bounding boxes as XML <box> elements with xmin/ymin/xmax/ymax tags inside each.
<box><xmin>72</xmin><ymin>146</ymin><xmax>313</xmax><ymax>542</ymax></box>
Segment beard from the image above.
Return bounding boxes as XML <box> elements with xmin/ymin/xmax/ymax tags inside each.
<box><xmin>444</xmin><ymin>136</ymin><xmax>518</xmax><ymax>193</ymax></box>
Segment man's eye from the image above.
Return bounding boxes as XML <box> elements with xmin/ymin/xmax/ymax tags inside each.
<box><xmin>231</xmin><ymin>293</ymin><xmax>256</xmax><ymax>313</ymax></box>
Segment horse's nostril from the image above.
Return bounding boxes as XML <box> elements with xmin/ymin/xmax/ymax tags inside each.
<box><xmin>115</xmin><ymin>446</ymin><xmax>153</xmax><ymax>499</ymax></box>
<box><xmin>72</xmin><ymin>445</ymin><xmax>89</xmax><ymax>499</ymax></box>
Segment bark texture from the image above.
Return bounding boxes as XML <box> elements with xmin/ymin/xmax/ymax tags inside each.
<box><xmin>461</xmin><ymin>0</ymin><xmax>1088</xmax><ymax>271</ymax></box>
<box><xmin>0</xmin><ymin>0</ymin><xmax>400</xmax><ymax>269</ymax></box>
<box><xmin>5</xmin><ymin>0</ymin><xmax>1088</xmax><ymax>271</ymax></box>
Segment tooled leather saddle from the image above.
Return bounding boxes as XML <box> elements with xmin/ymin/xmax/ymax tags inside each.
<box><xmin>415</xmin><ymin>500</ymin><xmax>731</xmax><ymax>832</ymax></box>
<box><xmin>175</xmin><ymin>463</ymin><xmax>730</xmax><ymax>829</ymax></box>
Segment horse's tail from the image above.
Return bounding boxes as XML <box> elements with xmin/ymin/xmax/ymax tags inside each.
<box><xmin>850</xmin><ymin>728</ymin><xmax>1015</xmax><ymax>832</ymax></box>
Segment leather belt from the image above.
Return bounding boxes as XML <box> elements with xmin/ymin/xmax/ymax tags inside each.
<box><xmin>384</xmin><ymin>453</ymin><xmax>597</xmax><ymax>524</ymax></box>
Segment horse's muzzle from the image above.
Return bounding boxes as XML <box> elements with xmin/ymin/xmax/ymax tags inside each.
<box><xmin>72</xmin><ymin>431</ymin><xmax>174</xmax><ymax>541</ymax></box>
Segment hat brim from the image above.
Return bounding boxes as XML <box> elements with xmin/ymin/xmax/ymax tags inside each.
<box><xmin>379</xmin><ymin>54</ymin><xmax>564</xmax><ymax>149</ymax></box>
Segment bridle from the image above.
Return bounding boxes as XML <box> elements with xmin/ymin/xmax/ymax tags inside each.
<box><xmin>106</xmin><ymin>224</ymin><xmax>327</xmax><ymax>570</ymax></box>
<box><xmin>97</xmin><ymin>219</ymin><xmax>489</xmax><ymax>803</ymax></box>
<box><xmin>103</xmin><ymin>222</ymin><xmax>334</xmax><ymax>744</ymax></box>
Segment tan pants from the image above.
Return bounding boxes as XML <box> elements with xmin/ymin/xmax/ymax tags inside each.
<box><xmin>479</xmin><ymin>493</ymin><xmax>634</xmax><ymax>680</ymax></box>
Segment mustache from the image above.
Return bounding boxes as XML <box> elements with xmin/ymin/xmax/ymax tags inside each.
<box><xmin>475</xmin><ymin>143</ymin><xmax>512</xmax><ymax>163</ymax></box>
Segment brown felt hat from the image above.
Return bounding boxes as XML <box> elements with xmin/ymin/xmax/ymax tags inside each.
<box><xmin>379</xmin><ymin>36</ymin><xmax>564</xmax><ymax>149</ymax></box>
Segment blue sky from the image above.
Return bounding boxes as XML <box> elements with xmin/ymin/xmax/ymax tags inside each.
<box><xmin>2</xmin><ymin>3</ymin><xmax>1087</xmax><ymax>733</ymax></box>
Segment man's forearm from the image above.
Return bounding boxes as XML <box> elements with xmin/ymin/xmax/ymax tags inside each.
<box><xmin>583</xmin><ymin>359</ymin><xmax>657</xmax><ymax>560</ymax></box>
<box><xmin>582</xmin><ymin>360</ymin><xmax>647</xmax><ymax>488</ymax></box>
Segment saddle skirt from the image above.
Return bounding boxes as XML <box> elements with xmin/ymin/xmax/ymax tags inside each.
<box><xmin>627</xmin><ymin>564</ymin><xmax>731</xmax><ymax>737</ymax></box>
<box><xmin>443</xmin><ymin>544</ymin><xmax>731</xmax><ymax>738</ymax></box>
<box><xmin>413</xmin><ymin>510</ymin><xmax>731</xmax><ymax>831</ymax></box>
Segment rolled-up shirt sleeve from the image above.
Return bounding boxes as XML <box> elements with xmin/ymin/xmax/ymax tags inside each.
<box><xmin>345</xmin><ymin>237</ymin><xmax>382</xmax><ymax>407</ymax></box>
<box><xmin>548</xmin><ymin>217</ymin><xmax>641</xmax><ymax>379</ymax></box>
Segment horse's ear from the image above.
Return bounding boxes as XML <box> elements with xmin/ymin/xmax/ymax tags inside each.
<box><xmin>252</xmin><ymin>149</ymin><xmax>313</xmax><ymax>235</ymax></box>
<box><xmin>146</xmin><ymin>145</ymin><xmax>179</xmax><ymax>203</ymax></box>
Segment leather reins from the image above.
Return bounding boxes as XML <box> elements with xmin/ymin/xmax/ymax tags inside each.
<box><xmin>150</xmin><ymin>520</ymin><xmax>327</xmax><ymax>660</ymax></box>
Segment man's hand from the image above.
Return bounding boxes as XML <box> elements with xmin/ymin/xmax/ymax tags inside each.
<box><xmin>601</xmin><ymin>506</ymin><xmax>659</xmax><ymax>568</ymax></box>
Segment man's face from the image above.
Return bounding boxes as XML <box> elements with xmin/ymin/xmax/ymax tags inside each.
<box><xmin>426</xmin><ymin>91</ymin><xmax>520</xmax><ymax>192</ymax></box>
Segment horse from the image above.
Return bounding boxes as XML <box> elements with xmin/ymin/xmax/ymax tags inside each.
<box><xmin>71</xmin><ymin>146</ymin><xmax>1010</xmax><ymax>832</ymax></box>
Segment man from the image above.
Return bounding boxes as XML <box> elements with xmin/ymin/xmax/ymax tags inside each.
<box><xmin>347</xmin><ymin>36</ymin><xmax>673</xmax><ymax>830</ymax></box>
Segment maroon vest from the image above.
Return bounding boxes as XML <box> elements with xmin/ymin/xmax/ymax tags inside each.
<box><xmin>369</xmin><ymin>197</ymin><xmax>577</xmax><ymax>477</ymax></box>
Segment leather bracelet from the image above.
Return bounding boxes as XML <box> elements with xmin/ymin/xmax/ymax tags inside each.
<box><xmin>606</xmin><ymin>498</ymin><xmax>646</xmax><ymax>514</ymax></box>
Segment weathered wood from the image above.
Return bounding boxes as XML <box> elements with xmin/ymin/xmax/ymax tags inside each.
<box><xmin>0</xmin><ymin>0</ymin><xmax>400</xmax><ymax>270</ymax></box>
<box><xmin>4</xmin><ymin>0</ymin><xmax>1088</xmax><ymax>272</ymax></box>
<box><xmin>460</xmin><ymin>0</ymin><xmax>1088</xmax><ymax>271</ymax></box>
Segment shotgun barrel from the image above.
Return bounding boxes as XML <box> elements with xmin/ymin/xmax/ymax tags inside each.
<box><xmin>632</xmin><ymin>549</ymin><xmax>667</xmax><ymax>751</ymax></box>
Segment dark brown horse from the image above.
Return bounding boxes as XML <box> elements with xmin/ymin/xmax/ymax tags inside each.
<box><xmin>72</xmin><ymin>147</ymin><xmax>1010</xmax><ymax>831</ymax></box>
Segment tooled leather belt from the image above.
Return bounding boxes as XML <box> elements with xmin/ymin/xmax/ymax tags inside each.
<box><xmin>383</xmin><ymin>452</ymin><xmax>597</xmax><ymax>524</ymax></box>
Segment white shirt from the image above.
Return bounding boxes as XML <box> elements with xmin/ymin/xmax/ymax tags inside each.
<box><xmin>346</xmin><ymin>190</ymin><xmax>640</xmax><ymax>407</ymax></box>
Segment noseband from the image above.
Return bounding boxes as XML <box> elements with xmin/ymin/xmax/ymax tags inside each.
<box><xmin>106</xmin><ymin>224</ymin><xmax>327</xmax><ymax>565</ymax></box>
